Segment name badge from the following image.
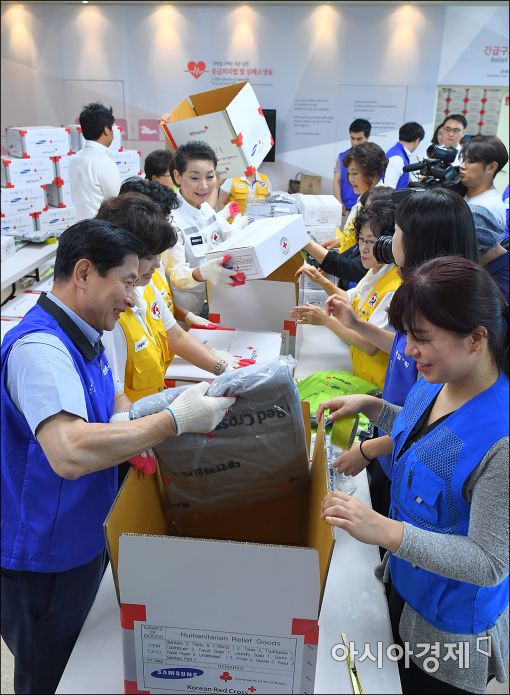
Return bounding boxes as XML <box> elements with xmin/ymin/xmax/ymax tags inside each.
<box><xmin>134</xmin><ymin>336</ymin><xmax>149</xmax><ymax>352</ymax></box>
<box><xmin>190</xmin><ymin>235</ymin><xmax>204</xmax><ymax>246</ymax></box>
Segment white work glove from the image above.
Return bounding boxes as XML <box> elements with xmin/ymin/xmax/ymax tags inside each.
<box><xmin>229</xmin><ymin>214</ymin><xmax>250</xmax><ymax>231</ymax></box>
<box><xmin>109</xmin><ymin>411</ymin><xmax>131</xmax><ymax>423</ymax></box>
<box><xmin>165</xmin><ymin>381</ymin><xmax>236</xmax><ymax>435</ymax></box>
<box><xmin>210</xmin><ymin>348</ymin><xmax>256</xmax><ymax>371</ymax></box>
<box><xmin>184</xmin><ymin>311</ymin><xmax>216</xmax><ymax>328</ymax></box>
<box><xmin>199</xmin><ymin>257</ymin><xmax>238</xmax><ymax>286</ymax></box>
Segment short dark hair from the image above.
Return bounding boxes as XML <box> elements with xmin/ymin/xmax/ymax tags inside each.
<box><xmin>354</xmin><ymin>200</ymin><xmax>396</xmax><ymax>240</ymax></box>
<box><xmin>359</xmin><ymin>186</ymin><xmax>394</xmax><ymax>208</ymax></box>
<box><xmin>395</xmin><ymin>188</ymin><xmax>479</xmax><ymax>274</ymax></box>
<box><xmin>399</xmin><ymin>121</ymin><xmax>425</xmax><ymax>143</ymax></box>
<box><xmin>388</xmin><ymin>256</ymin><xmax>509</xmax><ymax>376</ymax></box>
<box><xmin>119</xmin><ymin>177</ymin><xmax>180</xmax><ymax>217</ymax></box>
<box><xmin>79</xmin><ymin>102</ymin><xmax>115</xmax><ymax>141</ymax></box>
<box><xmin>54</xmin><ymin>219</ymin><xmax>144</xmax><ymax>281</ymax></box>
<box><xmin>96</xmin><ymin>192</ymin><xmax>177</xmax><ymax>256</ymax></box>
<box><xmin>343</xmin><ymin>142</ymin><xmax>388</xmax><ymax>187</ymax></box>
<box><xmin>172</xmin><ymin>140</ymin><xmax>218</xmax><ymax>175</ymax></box>
<box><xmin>443</xmin><ymin>113</ymin><xmax>467</xmax><ymax>130</ymax></box>
<box><xmin>461</xmin><ymin>135</ymin><xmax>509</xmax><ymax>176</ymax></box>
<box><xmin>349</xmin><ymin>119</ymin><xmax>371</xmax><ymax>137</ymax></box>
<box><xmin>144</xmin><ymin>149</ymin><xmax>174</xmax><ymax>179</ymax></box>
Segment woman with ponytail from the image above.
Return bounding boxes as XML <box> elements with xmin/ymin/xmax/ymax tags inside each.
<box><xmin>319</xmin><ymin>256</ymin><xmax>509</xmax><ymax>694</ymax></box>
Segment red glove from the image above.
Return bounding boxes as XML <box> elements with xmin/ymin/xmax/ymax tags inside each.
<box><xmin>222</xmin><ymin>254</ymin><xmax>246</xmax><ymax>287</ymax></box>
<box><xmin>235</xmin><ymin>357</ymin><xmax>256</xmax><ymax>368</ymax></box>
<box><xmin>228</xmin><ymin>201</ymin><xmax>241</xmax><ymax>217</ymax></box>
<box><xmin>129</xmin><ymin>449</ymin><xmax>157</xmax><ymax>475</ymax></box>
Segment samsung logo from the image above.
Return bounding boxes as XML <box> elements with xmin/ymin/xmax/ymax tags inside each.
<box><xmin>20</xmin><ymin>169</ymin><xmax>31</xmax><ymax>175</ymax></box>
<box><xmin>11</xmin><ymin>197</ymin><xmax>21</xmax><ymax>203</ymax></box>
<box><xmin>36</xmin><ymin>140</ymin><xmax>47</xmax><ymax>145</ymax></box>
<box><xmin>151</xmin><ymin>668</ymin><xmax>204</xmax><ymax>680</ymax></box>
<box><xmin>48</xmin><ymin>218</ymin><xmax>60</xmax><ymax>225</ymax></box>
<box><xmin>251</xmin><ymin>143</ymin><xmax>257</xmax><ymax>156</ymax></box>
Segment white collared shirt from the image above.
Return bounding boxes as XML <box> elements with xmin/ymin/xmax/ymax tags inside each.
<box><xmin>69</xmin><ymin>140</ymin><xmax>122</xmax><ymax>220</ymax></box>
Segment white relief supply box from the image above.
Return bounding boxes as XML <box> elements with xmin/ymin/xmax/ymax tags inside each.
<box><xmin>37</xmin><ymin>207</ymin><xmax>78</xmax><ymax>237</ymax></box>
<box><xmin>50</xmin><ymin>154</ymin><xmax>76</xmax><ymax>183</ymax></box>
<box><xmin>1</xmin><ymin>156</ymin><xmax>55</xmax><ymax>188</ymax></box>
<box><xmin>65</xmin><ymin>123</ymin><xmax>123</xmax><ymax>154</ymax></box>
<box><xmin>45</xmin><ymin>181</ymin><xmax>74</xmax><ymax>208</ymax></box>
<box><xmin>294</xmin><ymin>195</ymin><xmax>342</xmax><ymax>227</ymax></box>
<box><xmin>1</xmin><ymin>185</ymin><xmax>48</xmax><ymax>216</ymax></box>
<box><xmin>1</xmin><ymin>235</ymin><xmax>16</xmax><ymax>260</ymax></box>
<box><xmin>205</xmin><ymin>214</ymin><xmax>308</xmax><ymax>280</ymax></box>
<box><xmin>165</xmin><ymin>328</ymin><xmax>282</xmax><ymax>384</ymax></box>
<box><xmin>1</xmin><ymin>317</ymin><xmax>22</xmax><ymax>345</ymax></box>
<box><xmin>1</xmin><ymin>213</ymin><xmax>36</xmax><ymax>238</ymax></box>
<box><xmin>305</xmin><ymin>224</ymin><xmax>337</xmax><ymax>245</ymax></box>
<box><xmin>161</xmin><ymin>81</ymin><xmax>273</xmax><ymax>180</ymax></box>
<box><xmin>1</xmin><ymin>291</ymin><xmax>40</xmax><ymax>318</ymax></box>
<box><xmin>104</xmin><ymin>412</ymin><xmax>334</xmax><ymax>695</ymax></box>
<box><xmin>207</xmin><ymin>254</ymin><xmax>303</xmax><ymax>357</ymax></box>
<box><xmin>108</xmin><ymin>149</ymin><xmax>142</xmax><ymax>180</ymax></box>
<box><xmin>6</xmin><ymin>127</ymin><xmax>71</xmax><ymax>159</ymax></box>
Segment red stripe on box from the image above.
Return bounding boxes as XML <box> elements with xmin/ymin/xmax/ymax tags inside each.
<box><xmin>164</xmin><ymin>379</ymin><xmax>176</xmax><ymax>388</ymax></box>
<box><xmin>22</xmin><ymin>153</ymin><xmax>30</xmax><ymax>159</ymax></box>
<box><xmin>6</xmin><ymin>183</ymin><xmax>14</xmax><ymax>188</ymax></box>
<box><xmin>50</xmin><ymin>156</ymin><xmax>60</xmax><ymax>162</ymax></box>
<box><xmin>119</xmin><ymin>603</ymin><xmax>146</xmax><ymax>629</ymax></box>
<box><xmin>208</xmin><ymin>313</ymin><xmax>221</xmax><ymax>324</ymax></box>
<box><xmin>291</xmin><ymin>618</ymin><xmax>319</xmax><ymax>645</ymax></box>
<box><xmin>283</xmin><ymin>320</ymin><xmax>297</xmax><ymax>337</ymax></box>
<box><xmin>29</xmin><ymin>212</ymin><xmax>41</xmax><ymax>219</ymax></box>
<box><xmin>160</xmin><ymin>122</ymin><xmax>177</xmax><ymax>150</ymax></box>
<box><xmin>41</xmin><ymin>184</ymin><xmax>46</xmax><ymax>190</ymax></box>
<box><xmin>20</xmin><ymin>130</ymin><xmax>27</xmax><ymax>136</ymax></box>
<box><xmin>124</xmin><ymin>680</ymin><xmax>149</xmax><ymax>694</ymax></box>
<box><xmin>3</xmin><ymin>159</ymin><xmax>12</xmax><ymax>165</ymax></box>
<box><xmin>258</xmin><ymin>106</ymin><xmax>263</xmax><ymax>115</ymax></box>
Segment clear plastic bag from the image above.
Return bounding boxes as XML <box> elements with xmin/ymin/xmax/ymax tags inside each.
<box><xmin>130</xmin><ymin>357</ymin><xmax>309</xmax><ymax>519</ymax></box>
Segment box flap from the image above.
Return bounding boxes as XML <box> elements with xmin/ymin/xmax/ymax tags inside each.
<box><xmin>306</xmin><ymin>417</ymin><xmax>335</xmax><ymax>600</ymax></box>
<box><xmin>167</xmin><ymin>97</ymin><xmax>197</xmax><ymax>122</ymax></box>
<box><xmin>104</xmin><ymin>467</ymin><xmax>169</xmax><ymax>603</ymax></box>
<box><xmin>190</xmin><ymin>81</ymin><xmax>247</xmax><ymax>115</ymax></box>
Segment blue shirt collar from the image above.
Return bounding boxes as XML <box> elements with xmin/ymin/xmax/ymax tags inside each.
<box><xmin>46</xmin><ymin>292</ymin><xmax>101</xmax><ymax>347</ymax></box>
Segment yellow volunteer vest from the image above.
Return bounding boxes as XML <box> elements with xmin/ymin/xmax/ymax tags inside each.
<box><xmin>118</xmin><ymin>284</ymin><xmax>172</xmax><ymax>402</ymax></box>
<box><xmin>337</xmin><ymin>216</ymin><xmax>357</xmax><ymax>253</ymax></box>
<box><xmin>227</xmin><ymin>173</ymin><xmax>270</xmax><ymax>215</ymax></box>
<box><xmin>151</xmin><ymin>269</ymin><xmax>174</xmax><ymax>314</ymax></box>
<box><xmin>349</xmin><ymin>265</ymin><xmax>401</xmax><ymax>389</ymax></box>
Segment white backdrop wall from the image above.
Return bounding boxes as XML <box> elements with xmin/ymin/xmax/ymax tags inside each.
<box><xmin>1</xmin><ymin>2</ymin><xmax>508</xmax><ymax>192</ymax></box>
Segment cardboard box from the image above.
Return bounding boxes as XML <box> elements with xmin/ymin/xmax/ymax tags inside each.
<box><xmin>246</xmin><ymin>197</ymin><xmax>300</xmax><ymax>222</ymax></box>
<box><xmin>205</xmin><ymin>214</ymin><xmax>308</xmax><ymax>280</ymax></box>
<box><xmin>0</xmin><ymin>212</ymin><xmax>36</xmax><ymax>238</ymax></box>
<box><xmin>108</xmin><ymin>149</ymin><xmax>142</xmax><ymax>180</ymax></box>
<box><xmin>1</xmin><ymin>291</ymin><xmax>40</xmax><ymax>318</ymax></box>
<box><xmin>6</xmin><ymin>126</ymin><xmax>71</xmax><ymax>159</ymax></box>
<box><xmin>305</xmin><ymin>224</ymin><xmax>337</xmax><ymax>245</ymax></box>
<box><xmin>50</xmin><ymin>154</ymin><xmax>76</xmax><ymax>183</ymax></box>
<box><xmin>165</xmin><ymin>328</ymin><xmax>282</xmax><ymax>383</ymax></box>
<box><xmin>160</xmin><ymin>81</ymin><xmax>273</xmax><ymax>179</ymax></box>
<box><xmin>1</xmin><ymin>184</ymin><xmax>48</xmax><ymax>216</ymax></box>
<box><xmin>104</xmin><ymin>410</ymin><xmax>334</xmax><ymax>695</ymax></box>
<box><xmin>294</xmin><ymin>195</ymin><xmax>342</xmax><ymax>226</ymax></box>
<box><xmin>45</xmin><ymin>181</ymin><xmax>74</xmax><ymax>208</ymax></box>
<box><xmin>207</xmin><ymin>254</ymin><xmax>303</xmax><ymax>356</ymax></box>
<box><xmin>0</xmin><ymin>235</ymin><xmax>16</xmax><ymax>260</ymax></box>
<box><xmin>299</xmin><ymin>175</ymin><xmax>322</xmax><ymax>195</ymax></box>
<box><xmin>65</xmin><ymin>124</ymin><xmax>123</xmax><ymax>153</ymax></box>
<box><xmin>1</xmin><ymin>156</ymin><xmax>55</xmax><ymax>188</ymax></box>
<box><xmin>37</xmin><ymin>206</ymin><xmax>78</xmax><ymax>237</ymax></box>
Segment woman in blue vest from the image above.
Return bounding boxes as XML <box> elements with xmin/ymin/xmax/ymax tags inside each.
<box><xmin>320</xmin><ymin>256</ymin><xmax>509</xmax><ymax>694</ymax></box>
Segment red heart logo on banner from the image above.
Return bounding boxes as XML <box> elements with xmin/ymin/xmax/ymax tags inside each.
<box><xmin>187</xmin><ymin>60</ymin><xmax>207</xmax><ymax>79</ymax></box>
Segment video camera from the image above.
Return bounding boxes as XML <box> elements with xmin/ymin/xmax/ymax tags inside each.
<box><xmin>403</xmin><ymin>144</ymin><xmax>461</xmax><ymax>189</ymax></box>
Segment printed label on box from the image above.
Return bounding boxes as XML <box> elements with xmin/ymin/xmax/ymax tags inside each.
<box><xmin>134</xmin><ymin>624</ymin><xmax>304</xmax><ymax>694</ymax></box>
<box><xmin>223</xmin><ymin>252</ymin><xmax>260</xmax><ymax>279</ymax></box>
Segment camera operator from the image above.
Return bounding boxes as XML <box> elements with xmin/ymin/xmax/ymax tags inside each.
<box><xmin>460</xmin><ymin>135</ymin><xmax>508</xmax><ymax>229</ymax></box>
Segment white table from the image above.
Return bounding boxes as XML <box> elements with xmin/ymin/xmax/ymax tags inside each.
<box><xmin>0</xmin><ymin>241</ymin><xmax>57</xmax><ymax>292</ymax></box>
<box><xmin>57</xmin><ymin>323</ymin><xmax>401</xmax><ymax>694</ymax></box>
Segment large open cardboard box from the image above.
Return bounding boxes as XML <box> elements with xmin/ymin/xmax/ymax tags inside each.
<box><xmin>207</xmin><ymin>253</ymin><xmax>303</xmax><ymax>357</ymax></box>
<box><xmin>104</xmin><ymin>413</ymin><xmax>334</xmax><ymax>695</ymax></box>
<box><xmin>160</xmin><ymin>81</ymin><xmax>272</xmax><ymax>180</ymax></box>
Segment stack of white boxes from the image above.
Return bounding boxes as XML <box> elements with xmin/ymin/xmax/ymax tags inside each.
<box><xmin>1</xmin><ymin>126</ymin><xmax>79</xmax><ymax>242</ymax></box>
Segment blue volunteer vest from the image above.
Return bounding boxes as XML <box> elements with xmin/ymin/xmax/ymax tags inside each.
<box><xmin>389</xmin><ymin>373</ymin><xmax>509</xmax><ymax>634</ymax></box>
<box><xmin>385</xmin><ymin>142</ymin><xmax>410</xmax><ymax>189</ymax></box>
<box><xmin>338</xmin><ymin>148</ymin><xmax>358</xmax><ymax>211</ymax></box>
<box><xmin>379</xmin><ymin>332</ymin><xmax>418</xmax><ymax>477</ymax></box>
<box><xmin>1</xmin><ymin>296</ymin><xmax>116</xmax><ymax>572</ymax></box>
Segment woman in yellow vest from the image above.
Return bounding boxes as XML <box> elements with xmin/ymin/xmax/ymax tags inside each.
<box><xmin>217</xmin><ymin>166</ymin><xmax>271</xmax><ymax>219</ymax></box>
<box><xmin>291</xmin><ymin>200</ymin><xmax>400</xmax><ymax>389</ymax></box>
<box><xmin>98</xmin><ymin>193</ymin><xmax>246</xmax><ymax>402</ymax></box>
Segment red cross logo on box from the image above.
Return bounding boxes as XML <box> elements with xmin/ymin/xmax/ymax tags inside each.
<box><xmin>280</xmin><ymin>236</ymin><xmax>289</xmax><ymax>256</ymax></box>
<box><xmin>219</xmin><ymin>671</ymin><xmax>232</xmax><ymax>682</ymax></box>
<box><xmin>248</xmin><ymin>688</ymin><xmax>257</xmax><ymax>693</ymax></box>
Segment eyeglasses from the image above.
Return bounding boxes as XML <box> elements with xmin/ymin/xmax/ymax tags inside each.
<box><xmin>358</xmin><ymin>237</ymin><xmax>376</xmax><ymax>247</ymax></box>
<box><xmin>443</xmin><ymin>126</ymin><xmax>463</xmax><ymax>134</ymax></box>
